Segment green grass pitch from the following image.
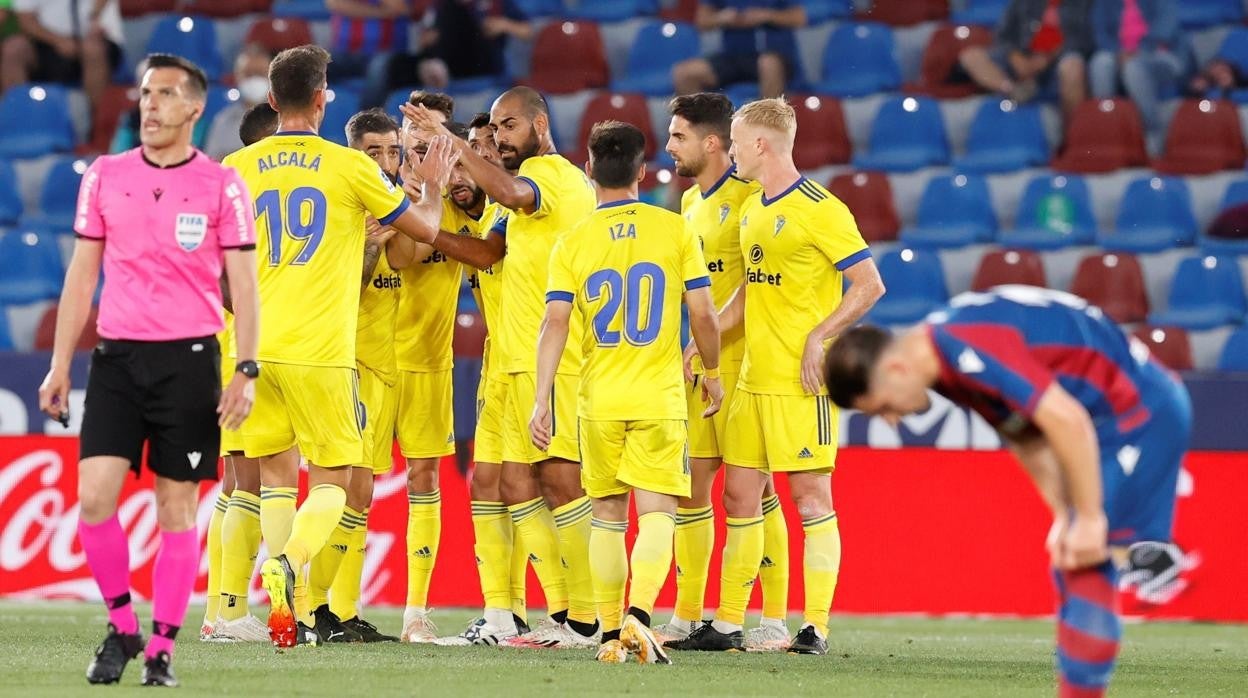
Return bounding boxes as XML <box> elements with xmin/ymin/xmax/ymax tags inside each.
<box><xmin>2</xmin><ymin>602</ymin><xmax>1245</xmax><ymax>696</ymax></box>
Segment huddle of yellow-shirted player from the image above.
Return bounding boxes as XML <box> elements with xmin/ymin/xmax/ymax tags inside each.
<box><xmin>198</xmin><ymin>44</ymin><xmax>886</xmax><ymax>664</ymax></box>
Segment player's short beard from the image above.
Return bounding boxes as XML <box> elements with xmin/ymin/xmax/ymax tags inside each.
<box><xmin>500</xmin><ymin>125</ymin><xmax>541</xmax><ymax>170</ymax></box>
<box><xmin>452</xmin><ymin>185</ymin><xmax>485</xmax><ymax>212</ymax></box>
<box><xmin>674</xmin><ymin>152</ymin><xmax>704</xmax><ymax>179</ymax></box>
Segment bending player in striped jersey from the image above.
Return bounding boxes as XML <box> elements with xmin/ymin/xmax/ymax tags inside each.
<box><xmin>531</xmin><ymin>120</ymin><xmax>725</xmax><ymax>664</ymax></box>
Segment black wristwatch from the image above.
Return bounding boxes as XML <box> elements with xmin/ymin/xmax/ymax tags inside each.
<box><xmin>235</xmin><ymin>360</ymin><xmax>260</xmax><ymax>379</ymax></box>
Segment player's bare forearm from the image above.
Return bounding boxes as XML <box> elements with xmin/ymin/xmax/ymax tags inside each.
<box><xmin>461</xmin><ymin>146</ymin><xmax>537</xmax><ymax>213</ymax></box>
<box><xmin>686</xmin><ymin>287</ymin><xmax>721</xmax><ymax>371</ymax></box>
<box><xmin>392</xmin><ymin>185</ymin><xmax>444</xmax><ymax>245</ymax></box>
<box><xmin>717</xmin><ymin>282</ymin><xmax>747</xmax><ymax>334</ymax></box>
<box><xmin>810</xmin><ymin>258</ymin><xmax>885</xmax><ymax>342</ymax></box>
<box><xmin>534</xmin><ymin>304</ymin><xmax>572</xmax><ymax>405</ymax></box>
<box><xmin>362</xmin><ymin>239</ymin><xmax>384</xmax><ymax>289</ymax></box>
<box><xmin>432</xmin><ymin>230</ymin><xmax>505</xmax><ymax>270</ymax></box>
<box><xmin>224</xmin><ymin>248</ymin><xmax>259</xmax><ymax>363</ymax></box>
<box><xmin>1005</xmin><ymin>433</ymin><xmax>1069</xmax><ymax>515</ymax></box>
<box><xmin>50</xmin><ymin>239</ymin><xmax>103</xmax><ymax>371</ymax></box>
<box><xmin>1031</xmin><ymin>384</ymin><xmax>1102</xmax><ymax>516</ymax></box>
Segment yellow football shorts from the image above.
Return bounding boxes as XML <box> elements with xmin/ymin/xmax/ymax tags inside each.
<box><xmin>722</xmin><ymin>389</ymin><xmax>838</xmax><ymax>473</ymax></box>
<box><xmin>474</xmin><ymin>371</ymin><xmax>510</xmax><ymax>465</ymax></box>
<box><xmin>395</xmin><ymin>369</ymin><xmax>455</xmax><ymax>460</ymax></box>
<box><xmin>686</xmin><ymin>370</ymin><xmax>740</xmax><ymax>460</ymax></box>
<box><xmin>358</xmin><ymin>363</ymin><xmax>399</xmax><ymax>475</ymax></box>
<box><xmin>579</xmin><ymin>419</ymin><xmax>691</xmax><ymax>499</ymax></box>
<box><xmin>242</xmin><ymin>363</ymin><xmax>364</xmax><ymax>467</ymax></box>
<box><xmin>501</xmin><ymin>371</ymin><xmax>579</xmax><ymax>464</ymax></box>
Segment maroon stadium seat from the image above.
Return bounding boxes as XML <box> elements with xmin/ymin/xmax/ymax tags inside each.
<box><xmin>452</xmin><ymin>311</ymin><xmax>486</xmax><ymax>358</ymax></box>
<box><xmin>527</xmin><ymin>21</ymin><xmax>610</xmax><ymax>95</ymax></box>
<box><xmin>1070</xmin><ymin>251</ymin><xmax>1149</xmax><ymax>323</ymax></box>
<box><xmin>970</xmin><ymin>249</ymin><xmax>1047</xmax><ymax>292</ymax></box>
<box><xmin>904</xmin><ymin>24</ymin><xmax>993</xmax><ymax>99</ymax></box>
<box><xmin>120</xmin><ymin>0</ymin><xmax>176</xmax><ymax>17</ymax></box>
<box><xmin>35</xmin><ymin>305</ymin><xmax>100</xmax><ymax>351</ymax></box>
<box><xmin>84</xmin><ymin>85</ymin><xmax>138</xmax><ymax>155</ymax></box>
<box><xmin>791</xmin><ymin>94</ymin><xmax>851</xmax><ymax>170</ymax></box>
<box><xmin>244</xmin><ymin>17</ymin><xmax>315</xmax><ymax>55</ymax></box>
<box><xmin>179</xmin><ymin>0</ymin><xmax>266</xmax><ymax>17</ymax></box>
<box><xmin>1154</xmin><ymin>98</ymin><xmax>1247</xmax><ymax>175</ymax></box>
<box><xmin>826</xmin><ymin>171</ymin><xmax>900</xmax><ymax>243</ymax></box>
<box><xmin>1052</xmin><ymin>98</ymin><xmax>1148</xmax><ymax>173</ymax></box>
<box><xmin>1131</xmin><ymin>326</ymin><xmax>1193</xmax><ymax>371</ymax></box>
<box><xmin>571</xmin><ymin>92</ymin><xmax>656</xmax><ymax>166</ymax></box>
<box><xmin>661</xmin><ymin>0</ymin><xmax>700</xmax><ymax>22</ymax></box>
<box><xmin>858</xmin><ymin>0</ymin><xmax>949</xmax><ymax>25</ymax></box>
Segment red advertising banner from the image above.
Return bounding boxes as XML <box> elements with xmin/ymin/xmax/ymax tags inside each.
<box><xmin>1</xmin><ymin>437</ymin><xmax>1244</xmax><ymax>621</ymax></box>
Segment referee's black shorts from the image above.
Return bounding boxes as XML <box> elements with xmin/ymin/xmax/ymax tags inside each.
<box><xmin>80</xmin><ymin>336</ymin><xmax>222</xmax><ymax>482</ymax></box>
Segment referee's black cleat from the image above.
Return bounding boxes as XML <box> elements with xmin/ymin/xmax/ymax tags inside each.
<box><xmin>787</xmin><ymin>625</ymin><xmax>828</xmax><ymax>655</ymax></box>
<box><xmin>340</xmin><ymin>616</ymin><xmax>399</xmax><ymax>643</ymax></box>
<box><xmin>86</xmin><ymin>623</ymin><xmax>145</xmax><ymax>684</ymax></box>
<box><xmin>140</xmin><ymin>651</ymin><xmax>178</xmax><ymax>687</ymax></box>
<box><xmin>662</xmin><ymin>622</ymin><xmax>744</xmax><ymax>652</ymax></box>
<box><xmin>313</xmin><ymin>605</ymin><xmax>362</xmax><ymax>643</ymax></box>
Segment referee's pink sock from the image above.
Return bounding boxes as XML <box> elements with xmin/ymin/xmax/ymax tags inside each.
<box><xmin>147</xmin><ymin>528</ymin><xmax>199</xmax><ymax>660</ymax></box>
<box><xmin>78</xmin><ymin>515</ymin><xmax>138</xmax><ymax>635</ymax></box>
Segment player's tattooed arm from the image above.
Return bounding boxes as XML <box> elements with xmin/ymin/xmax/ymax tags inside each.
<box><xmin>362</xmin><ymin>216</ymin><xmax>396</xmax><ymax>289</ymax></box>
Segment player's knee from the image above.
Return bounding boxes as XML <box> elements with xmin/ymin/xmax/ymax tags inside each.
<box><xmin>407</xmin><ymin>462</ymin><xmax>439</xmax><ymax>493</ymax></box>
<box><xmin>470</xmin><ymin>468</ymin><xmax>502</xmax><ymax>501</ymax></box>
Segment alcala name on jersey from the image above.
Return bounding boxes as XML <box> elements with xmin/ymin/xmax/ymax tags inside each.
<box><xmin>256</xmin><ymin>150</ymin><xmax>323</xmax><ymax>173</ymax></box>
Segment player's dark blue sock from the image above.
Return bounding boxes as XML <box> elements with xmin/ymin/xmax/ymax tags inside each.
<box><xmin>1054</xmin><ymin>560</ymin><xmax>1121</xmax><ymax>697</ymax></box>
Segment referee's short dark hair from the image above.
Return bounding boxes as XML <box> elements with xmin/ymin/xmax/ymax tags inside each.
<box><xmin>239</xmin><ymin>102</ymin><xmax>279</xmax><ymax>146</ymax></box>
<box><xmin>144</xmin><ymin>53</ymin><xmax>208</xmax><ymax>99</ymax></box>
<box><xmin>346</xmin><ymin>108</ymin><xmax>399</xmax><ymax>147</ymax></box>
<box><xmin>269</xmin><ymin>44</ymin><xmax>330</xmax><ymax>112</ymax></box>
<box><xmin>669</xmin><ymin>92</ymin><xmax>734</xmax><ymax>144</ymax></box>
<box><xmin>587</xmin><ymin>120</ymin><xmax>646</xmax><ymax>189</ymax></box>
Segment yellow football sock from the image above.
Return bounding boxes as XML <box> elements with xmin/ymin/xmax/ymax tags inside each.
<box><xmin>509</xmin><ymin>497</ymin><xmax>567</xmax><ymax>616</ymax></box>
<box><xmin>284</xmin><ymin>484</ymin><xmax>346</xmax><ymax>625</ymax></box>
<box><xmin>760</xmin><ymin>494</ymin><xmax>791</xmax><ymax>621</ymax></box>
<box><xmin>509</xmin><ymin>521</ymin><xmax>528</xmax><ymax>624</ymax></box>
<box><xmin>259</xmin><ymin>486</ymin><xmax>297</xmax><ymax>558</ymax></box>
<box><xmin>588</xmin><ymin>518</ymin><xmax>627</xmax><ymax>633</ymax></box>
<box><xmin>329</xmin><ymin>508</ymin><xmax>369</xmax><ymax>621</ymax></box>
<box><xmin>552</xmin><ymin>497</ymin><xmax>595</xmax><ymax>626</ymax></box>
<box><xmin>308</xmin><ymin>506</ymin><xmax>364</xmax><ymax>610</ymax></box>
<box><xmin>471</xmin><ymin>500</ymin><xmax>512</xmax><ymax>611</ymax></box>
<box><xmin>405</xmin><ymin>489</ymin><xmax>441</xmax><ymax>609</ymax></box>
<box><xmin>219</xmin><ymin>490</ymin><xmax>260</xmax><ymax>621</ymax></box>
<box><xmin>714</xmin><ymin>516</ymin><xmax>765</xmax><ymax>628</ymax></box>
<box><xmin>802</xmin><ymin>513</ymin><xmax>841</xmax><ymax>637</ymax></box>
<box><xmin>203</xmin><ymin>492</ymin><xmax>228</xmax><ymax>624</ymax></box>
<box><xmin>673</xmin><ymin>505</ymin><xmax>714</xmax><ymax>622</ymax></box>
<box><xmin>629</xmin><ymin>512</ymin><xmax>675</xmax><ymax>618</ymax></box>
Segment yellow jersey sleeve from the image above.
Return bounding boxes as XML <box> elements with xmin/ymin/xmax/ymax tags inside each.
<box><xmin>516</xmin><ymin>155</ymin><xmax>562</xmax><ymax>219</ymax></box>
<box><xmin>810</xmin><ymin>188</ymin><xmax>871</xmax><ymax>271</ymax></box>
<box><xmin>350</xmin><ymin>149</ymin><xmax>411</xmax><ymax>225</ymax></box>
<box><xmin>546</xmin><ymin>234</ymin><xmax>576</xmax><ymax>302</ymax></box>
<box><xmin>680</xmin><ymin>224</ymin><xmax>711</xmax><ymax>290</ymax></box>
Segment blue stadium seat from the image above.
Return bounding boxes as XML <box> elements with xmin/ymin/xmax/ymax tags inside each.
<box><xmin>511</xmin><ymin>0</ymin><xmax>564</xmax><ymax>17</ymax></box>
<box><xmin>145</xmin><ymin>15</ymin><xmax>225</xmax><ymax>81</ymax></box>
<box><xmin>0</xmin><ymin>159</ymin><xmax>22</xmax><ymax>226</ymax></box>
<box><xmin>899</xmin><ymin>174</ymin><xmax>997</xmax><ymax>248</ymax></box>
<box><xmin>0</xmin><ymin>229</ymin><xmax>64</xmax><ymax>304</ymax></box>
<box><xmin>1202</xmin><ymin>178</ymin><xmax>1248</xmax><ymax>256</ymax></box>
<box><xmin>23</xmin><ymin>157</ymin><xmax>90</xmax><ymax>233</ymax></box>
<box><xmin>721</xmin><ymin>83</ymin><xmax>761</xmax><ymax>109</ymax></box>
<box><xmin>853</xmin><ymin>96</ymin><xmax>949</xmax><ymax>172</ymax></box>
<box><xmin>816</xmin><ymin>22</ymin><xmax>901</xmax><ymax>97</ymax></box>
<box><xmin>1099</xmin><ymin>176</ymin><xmax>1197</xmax><ymax>253</ymax></box>
<box><xmin>953</xmin><ymin>100</ymin><xmax>1048</xmax><ymax>173</ymax></box>
<box><xmin>321</xmin><ymin>88</ymin><xmax>362</xmax><ymax>146</ymax></box>
<box><xmin>0</xmin><ymin>306</ymin><xmax>12</xmax><ymax>350</ymax></box>
<box><xmin>569</xmin><ymin>0</ymin><xmax>660</xmax><ymax>22</ymax></box>
<box><xmin>1149</xmin><ymin>255</ymin><xmax>1246</xmax><ymax>330</ymax></box>
<box><xmin>1217</xmin><ymin>327</ymin><xmax>1248</xmax><ymax>371</ymax></box>
<box><xmin>1179</xmin><ymin>0</ymin><xmax>1244</xmax><ymax>27</ymax></box>
<box><xmin>271</xmin><ymin>0</ymin><xmax>332</xmax><ymax>20</ymax></box>
<box><xmin>385</xmin><ymin>88</ymin><xmax>414</xmax><ymax>122</ymax></box>
<box><xmin>869</xmin><ymin>248</ymin><xmax>948</xmax><ymax>325</ymax></box>
<box><xmin>802</xmin><ymin>0</ymin><xmax>854</xmax><ymax>23</ymax></box>
<box><xmin>0</xmin><ymin>84</ymin><xmax>75</xmax><ymax>159</ymax></box>
<box><xmin>612</xmin><ymin>21</ymin><xmax>700</xmax><ymax>96</ymax></box>
<box><xmin>950</xmin><ymin>0</ymin><xmax>1009</xmax><ymax>26</ymax></box>
<box><xmin>1000</xmin><ymin>174</ymin><xmax>1097</xmax><ymax>249</ymax></box>
<box><xmin>1216</xmin><ymin>28</ymin><xmax>1248</xmax><ymax>75</ymax></box>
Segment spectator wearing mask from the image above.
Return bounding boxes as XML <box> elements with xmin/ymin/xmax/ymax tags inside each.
<box><xmin>1</xmin><ymin>0</ymin><xmax>124</xmax><ymax>115</ymax></box>
<box><xmin>958</xmin><ymin>0</ymin><xmax>1092</xmax><ymax>120</ymax></box>
<box><xmin>672</xmin><ymin>1</ymin><xmax>807</xmax><ymax>100</ymax></box>
<box><xmin>205</xmin><ymin>45</ymin><xmax>273</xmax><ymax>161</ymax></box>
<box><xmin>1088</xmin><ymin>0</ymin><xmax>1187</xmax><ymax>157</ymax></box>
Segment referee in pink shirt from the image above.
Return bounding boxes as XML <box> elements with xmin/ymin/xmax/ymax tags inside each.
<box><xmin>38</xmin><ymin>54</ymin><xmax>260</xmax><ymax>688</ymax></box>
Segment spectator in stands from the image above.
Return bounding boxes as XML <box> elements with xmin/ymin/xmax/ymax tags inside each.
<box><xmin>1186</xmin><ymin>58</ymin><xmax>1247</xmax><ymax>100</ymax></box>
<box><xmin>957</xmin><ymin>0</ymin><xmax>1091</xmax><ymax>120</ymax></box>
<box><xmin>1088</xmin><ymin>0</ymin><xmax>1187</xmax><ymax>157</ymax></box>
<box><xmin>671</xmin><ymin>1</ymin><xmax>807</xmax><ymax>100</ymax></box>
<box><xmin>0</xmin><ymin>3</ymin><xmax>18</xmax><ymax>43</ymax></box>
<box><xmin>205</xmin><ymin>45</ymin><xmax>274</xmax><ymax>161</ymax></box>
<box><xmin>419</xmin><ymin>0</ymin><xmax>531</xmax><ymax>87</ymax></box>
<box><xmin>325</xmin><ymin>0</ymin><xmax>422</xmax><ymax>108</ymax></box>
<box><xmin>0</xmin><ymin>0</ymin><xmax>123</xmax><ymax>116</ymax></box>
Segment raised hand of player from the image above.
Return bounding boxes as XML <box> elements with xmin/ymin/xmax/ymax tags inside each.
<box><xmin>529</xmin><ymin>402</ymin><xmax>552</xmax><ymax>451</ymax></box>
<box><xmin>1048</xmin><ymin>510</ymin><xmax>1109</xmax><ymax>570</ymax></box>
<box><xmin>217</xmin><ymin>372</ymin><xmax>256</xmax><ymax>431</ymax></box>
<box><xmin>37</xmin><ymin>367</ymin><xmax>71</xmax><ymax>424</ymax></box>
<box><xmin>800</xmin><ymin>333</ymin><xmax>826</xmax><ymax>394</ymax></box>
<box><xmin>701</xmin><ymin>375</ymin><xmax>724</xmax><ymax>418</ymax></box>
<box><xmin>682</xmin><ymin>339</ymin><xmax>700</xmax><ymax>383</ymax></box>
<box><xmin>416</xmin><ymin>135</ymin><xmax>460</xmax><ymax>193</ymax></box>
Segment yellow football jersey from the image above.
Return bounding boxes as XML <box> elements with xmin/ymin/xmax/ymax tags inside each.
<box><xmin>547</xmin><ymin>200</ymin><xmax>710</xmax><ymax>421</ymax></box>
<box><xmin>394</xmin><ymin>198</ymin><xmax>480</xmax><ymax>372</ymax></box>
<box><xmin>680</xmin><ymin>165</ymin><xmax>757</xmax><ymax>371</ymax></box>
<box><xmin>467</xmin><ymin>202</ymin><xmax>507</xmax><ymax>376</ymax></box>
<box><xmin>219</xmin><ymin>309</ymin><xmax>234</xmax><ymax>362</ymax></box>
<box><xmin>737</xmin><ymin>177</ymin><xmax>870</xmax><ymax>396</ymax></box>
<box><xmin>223</xmin><ymin>132</ymin><xmax>408</xmax><ymax>368</ymax></box>
<box><xmin>357</xmin><ymin>247</ymin><xmax>400</xmax><ymax>385</ymax></box>
<box><xmin>497</xmin><ymin>153</ymin><xmax>596</xmax><ymax>375</ymax></box>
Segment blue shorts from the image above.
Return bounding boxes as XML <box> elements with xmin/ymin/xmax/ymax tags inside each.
<box><xmin>1099</xmin><ymin>362</ymin><xmax>1191</xmax><ymax>545</ymax></box>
